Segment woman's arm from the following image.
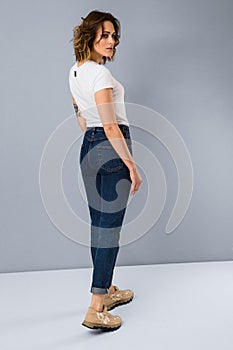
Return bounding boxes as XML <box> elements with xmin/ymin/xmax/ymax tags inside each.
<box><xmin>72</xmin><ymin>95</ymin><xmax>87</xmax><ymax>133</ymax></box>
<box><xmin>94</xmin><ymin>88</ymin><xmax>135</xmax><ymax>169</ymax></box>
<box><xmin>95</xmin><ymin>88</ymin><xmax>142</xmax><ymax>194</ymax></box>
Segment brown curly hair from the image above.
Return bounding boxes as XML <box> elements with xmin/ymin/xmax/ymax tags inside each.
<box><xmin>69</xmin><ymin>10</ymin><xmax>121</xmax><ymax>65</ymax></box>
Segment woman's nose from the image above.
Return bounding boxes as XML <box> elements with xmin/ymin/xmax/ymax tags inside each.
<box><xmin>109</xmin><ymin>37</ymin><xmax>114</xmax><ymax>46</ymax></box>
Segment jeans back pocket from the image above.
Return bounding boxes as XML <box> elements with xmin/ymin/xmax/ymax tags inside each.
<box><xmin>97</xmin><ymin>140</ymin><xmax>125</xmax><ymax>173</ymax></box>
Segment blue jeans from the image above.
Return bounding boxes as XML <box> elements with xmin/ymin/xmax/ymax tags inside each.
<box><xmin>79</xmin><ymin>124</ymin><xmax>133</xmax><ymax>294</ymax></box>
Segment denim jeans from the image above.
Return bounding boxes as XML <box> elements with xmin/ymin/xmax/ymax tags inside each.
<box><xmin>79</xmin><ymin>124</ymin><xmax>133</xmax><ymax>294</ymax></box>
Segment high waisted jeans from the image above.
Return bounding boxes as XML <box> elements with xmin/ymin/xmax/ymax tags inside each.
<box><xmin>79</xmin><ymin>124</ymin><xmax>133</xmax><ymax>294</ymax></box>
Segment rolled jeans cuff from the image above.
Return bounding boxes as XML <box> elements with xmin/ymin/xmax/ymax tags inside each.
<box><xmin>90</xmin><ymin>286</ymin><xmax>109</xmax><ymax>294</ymax></box>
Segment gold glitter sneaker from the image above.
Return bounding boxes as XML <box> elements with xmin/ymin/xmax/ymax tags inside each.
<box><xmin>81</xmin><ymin>305</ymin><xmax>122</xmax><ymax>331</ymax></box>
<box><xmin>103</xmin><ymin>285</ymin><xmax>134</xmax><ymax>311</ymax></box>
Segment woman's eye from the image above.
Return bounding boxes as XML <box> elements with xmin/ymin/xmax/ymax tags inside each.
<box><xmin>102</xmin><ymin>33</ymin><xmax>118</xmax><ymax>40</ymax></box>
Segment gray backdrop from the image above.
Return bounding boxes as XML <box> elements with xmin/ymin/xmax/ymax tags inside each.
<box><xmin>1</xmin><ymin>0</ymin><xmax>233</xmax><ymax>273</ymax></box>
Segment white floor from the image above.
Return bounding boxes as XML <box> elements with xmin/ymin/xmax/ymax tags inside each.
<box><xmin>1</xmin><ymin>261</ymin><xmax>233</xmax><ymax>350</ymax></box>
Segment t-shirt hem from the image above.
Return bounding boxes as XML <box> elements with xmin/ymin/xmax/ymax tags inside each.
<box><xmin>93</xmin><ymin>85</ymin><xmax>114</xmax><ymax>93</ymax></box>
<box><xmin>86</xmin><ymin>121</ymin><xmax>129</xmax><ymax>127</ymax></box>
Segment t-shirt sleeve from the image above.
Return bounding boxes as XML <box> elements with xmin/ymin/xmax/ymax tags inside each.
<box><xmin>93</xmin><ymin>66</ymin><xmax>114</xmax><ymax>93</ymax></box>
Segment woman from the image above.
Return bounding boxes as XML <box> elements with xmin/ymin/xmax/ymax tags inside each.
<box><xmin>69</xmin><ymin>10</ymin><xmax>142</xmax><ymax>331</ymax></box>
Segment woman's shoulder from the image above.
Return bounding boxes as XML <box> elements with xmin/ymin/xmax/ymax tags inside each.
<box><xmin>69</xmin><ymin>60</ymin><xmax>113</xmax><ymax>83</ymax></box>
<box><xmin>92</xmin><ymin>63</ymin><xmax>113</xmax><ymax>82</ymax></box>
<box><xmin>89</xmin><ymin>61</ymin><xmax>112</xmax><ymax>74</ymax></box>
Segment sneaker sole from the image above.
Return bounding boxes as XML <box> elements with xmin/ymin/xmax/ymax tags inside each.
<box><xmin>81</xmin><ymin>320</ymin><xmax>121</xmax><ymax>331</ymax></box>
<box><xmin>106</xmin><ymin>296</ymin><xmax>134</xmax><ymax>311</ymax></box>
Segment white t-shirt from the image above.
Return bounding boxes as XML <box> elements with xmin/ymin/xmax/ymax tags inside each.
<box><xmin>68</xmin><ymin>60</ymin><xmax>129</xmax><ymax>127</ymax></box>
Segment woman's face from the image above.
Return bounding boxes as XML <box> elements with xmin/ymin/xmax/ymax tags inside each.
<box><xmin>92</xmin><ymin>20</ymin><xmax>117</xmax><ymax>59</ymax></box>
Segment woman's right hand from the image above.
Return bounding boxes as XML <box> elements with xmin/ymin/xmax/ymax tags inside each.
<box><xmin>129</xmin><ymin>166</ymin><xmax>143</xmax><ymax>195</ymax></box>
